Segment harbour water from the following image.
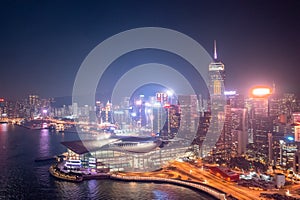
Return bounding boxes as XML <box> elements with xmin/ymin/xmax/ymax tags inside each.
<box><xmin>0</xmin><ymin>124</ymin><xmax>215</xmax><ymax>199</ymax></box>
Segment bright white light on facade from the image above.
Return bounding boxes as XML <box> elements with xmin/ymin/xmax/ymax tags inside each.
<box><xmin>135</xmin><ymin>100</ymin><xmax>142</xmax><ymax>105</ymax></box>
<box><xmin>224</xmin><ymin>90</ymin><xmax>236</xmax><ymax>95</ymax></box>
<box><xmin>251</xmin><ymin>87</ymin><xmax>271</xmax><ymax>97</ymax></box>
<box><xmin>153</xmin><ymin>102</ymin><xmax>161</xmax><ymax>107</ymax></box>
<box><xmin>166</xmin><ymin>90</ymin><xmax>174</xmax><ymax>96</ymax></box>
<box><xmin>145</xmin><ymin>102</ymin><xmax>151</xmax><ymax>107</ymax></box>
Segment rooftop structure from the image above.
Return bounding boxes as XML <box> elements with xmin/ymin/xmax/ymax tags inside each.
<box><xmin>208</xmin><ymin>166</ymin><xmax>239</xmax><ymax>182</ymax></box>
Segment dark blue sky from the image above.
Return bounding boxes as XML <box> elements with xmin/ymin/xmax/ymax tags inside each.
<box><xmin>0</xmin><ymin>0</ymin><xmax>299</xmax><ymax>100</ymax></box>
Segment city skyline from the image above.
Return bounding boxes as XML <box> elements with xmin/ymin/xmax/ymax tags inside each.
<box><xmin>2</xmin><ymin>1</ymin><xmax>300</xmax><ymax>199</ymax></box>
<box><xmin>0</xmin><ymin>1</ymin><xmax>299</xmax><ymax>100</ymax></box>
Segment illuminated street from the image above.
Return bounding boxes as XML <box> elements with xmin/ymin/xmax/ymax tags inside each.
<box><xmin>116</xmin><ymin>161</ymin><xmax>267</xmax><ymax>200</ymax></box>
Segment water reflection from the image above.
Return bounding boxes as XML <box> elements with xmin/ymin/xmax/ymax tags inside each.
<box><xmin>0</xmin><ymin>123</ymin><xmax>8</xmax><ymax>132</ymax></box>
<box><xmin>0</xmin><ymin>124</ymin><xmax>8</xmax><ymax>163</ymax></box>
<box><xmin>0</xmin><ymin>125</ymin><xmax>215</xmax><ymax>200</ymax></box>
<box><xmin>39</xmin><ymin>129</ymin><xmax>50</xmax><ymax>156</ymax></box>
<box><xmin>153</xmin><ymin>189</ymin><xmax>169</xmax><ymax>199</ymax></box>
<box><xmin>87</xmin><ymin>180</ymin><xmax>99</xmax><ymax>197</ymax></box>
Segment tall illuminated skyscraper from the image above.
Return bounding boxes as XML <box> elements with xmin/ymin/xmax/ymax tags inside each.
<box><xmin>208</xmin><ymin>40</ymin><xmax>225</xmax><ymax>96</ymax></box>
<box><xmin>29</xmin><ymin>95</ymin><xmax>39</xmax><ymax>107</ymax></box>
<box><xmin>248</xmin><ymin>86</ymin><xmax>273</xmax><ymax>162</ymax></box>
<box><xmin>101</xmin><ymin>101</ymin><xmax>114</xmax><ymax>124</ymax></box>
<box><xmin>201</xmin><ymin>41</ymin><xmax>226</xmax><ymax>158</ymax></box>
<box><xmin>178</xmin><ymin>95</ymin><xmax>199</xmax><ymax>134</ymax></box>
<box><xmin>0</xmin><ymin>98</ymin><xmax>7</xmax><ymax>118</ymax></box>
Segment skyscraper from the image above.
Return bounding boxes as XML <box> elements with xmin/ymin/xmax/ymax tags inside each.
<box><xmin>177</xmin><ymin>95</ymin><xmax>199</xmax><ymax>134</ymax></box>
<box><xmin>101</xmin><ymin>101</ymin><xmax>114</xmax><ymax>124</ymax></box>
<box><xmin>247</xmin><ymin>86</ymin><xmax>273</xmax><ymax>162</ymax></box>
<box><xmin>212</xmin><ymin>102</ymin><xmax>232</xmax><ymax>162</ymax></box>
<box><xmin>202</xmin><ymin>41</ymin><xmax>226</xmax><ymax>158</ymax></box>
<box><xmin>231</xmin><ymin>108</ymin><xmax>248</xmax><ymax>156</ymax></box>
<box><xmin>0</xmin><ymin>98</ymin><xmax>7</xmax><ymax>118</ymax></box>
<box><xmin>208</xmin><ymin>40</ymin><xmax>225</xmax><ymax>96</ymax></box>
<box><xmin>29</xmin><ymin>95</ymin><xmax>39</xmax><ymax>107</ymax></box>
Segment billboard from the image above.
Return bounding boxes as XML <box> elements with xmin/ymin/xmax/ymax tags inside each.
<box><xmin>250</xmin><ymin>86</ymin><xmax>272</xmax><ymax>98</ymax></box>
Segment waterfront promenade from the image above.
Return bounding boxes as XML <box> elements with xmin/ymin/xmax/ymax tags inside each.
<box><xmin>110</xmin><ymin>173</ymin><xmax>227</xmax><ymax>200</ymax></box>
<box><xmin>49</xmin><ymin>163</ymin><xmax>229</xmax><ymax>200</ymax></box>
<box><xmin>49</xmin><ymin>160</ymin><xmax>300</xmax><ymax>200</ymax></box>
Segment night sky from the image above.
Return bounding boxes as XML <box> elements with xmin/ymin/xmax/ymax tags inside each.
<box><xmin>0</xmin><ymin>0</ymin><xmax>299</xmax><ymax>100</ymax></box>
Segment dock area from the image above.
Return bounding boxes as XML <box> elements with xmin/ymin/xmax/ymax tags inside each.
<box><xmin>48</xmin><ymin>163</ymin><xmax>228</xmax><ymax>200</ymax></box>
<box><xmin>49</xmin><ymin>164</ymin><xmax>110</xmax><ymax>182</ymax></box>
<box><xmin>49</xmin><ymin>164</ymin><xmax>83</xmax><ymax>182</ymax></box>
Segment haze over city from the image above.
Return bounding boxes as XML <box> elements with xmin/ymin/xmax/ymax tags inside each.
<box><xmin>0</xmin><ymin>0</ymin><xmax>299</xmax><ymax>99</ymax></box>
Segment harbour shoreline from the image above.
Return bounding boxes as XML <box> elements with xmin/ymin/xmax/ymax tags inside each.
<box><xmin>49</xmin><ymin>164</ymin><xmax>227</xmax><ymax>200</ymax></box>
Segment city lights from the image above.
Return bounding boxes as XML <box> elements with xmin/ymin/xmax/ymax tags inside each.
<box><xmin>153</xmin><ymin>102</ymin><xmax>161</xmax><ymax>107</ymax></box>
<box><xmin>224</xmin><ymin>91</ymin><xmax>237</xmax><ymax>96</ymax></box>
<box><xmin>144</xmin><ymin>102</ymin><xmax>151</xmax><ymax>107</ymax></box>
<box><xmin>1</xmin><ymin>1</ymin><xmax>299</xmax><ymax>200</ymax></box>
<box><xmin>135</xmin><ymin>100</ymin><xmax>142</xmax><ymax>105</ymax></box>
<box><xmin>251</xmin><ymin>86</ymin><xmax>272</xmax><ymax>98</ymax></box>
<box><xmin>166</xmin><ymin>90</ymin><xmax>174</xmax><ymax>97</ymax></box>
<box><xmin>163</xmin><ymin>103</ymin><xmax>171</xmax><ymax>108</ymax></box>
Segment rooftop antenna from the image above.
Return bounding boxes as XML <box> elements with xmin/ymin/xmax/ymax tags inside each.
<box><xmin>214</xmin><ymin>40</ymin><xmax>217</xmax><ymax>60</ymax></box>
<box><xmin>272</xmin><ymin>81</ymin><xmax>276</xmax><ymax>94</ymax></box>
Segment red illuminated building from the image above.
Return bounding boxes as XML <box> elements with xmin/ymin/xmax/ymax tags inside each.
<box><xmin>208</xmin><ymin>166</ymin><xmax>240</xmax><ymax>182</ymax></box>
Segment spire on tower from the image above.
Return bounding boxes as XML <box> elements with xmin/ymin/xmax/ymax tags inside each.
<box><xmin>272</xmin><ymin>81</ymin><xmax>276</xmax><ymax>94</ymax></box>
<box><xmin>214</xmin><ymin>40</ymin><xmax>217</xmax><ymax>60</ymax></box>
